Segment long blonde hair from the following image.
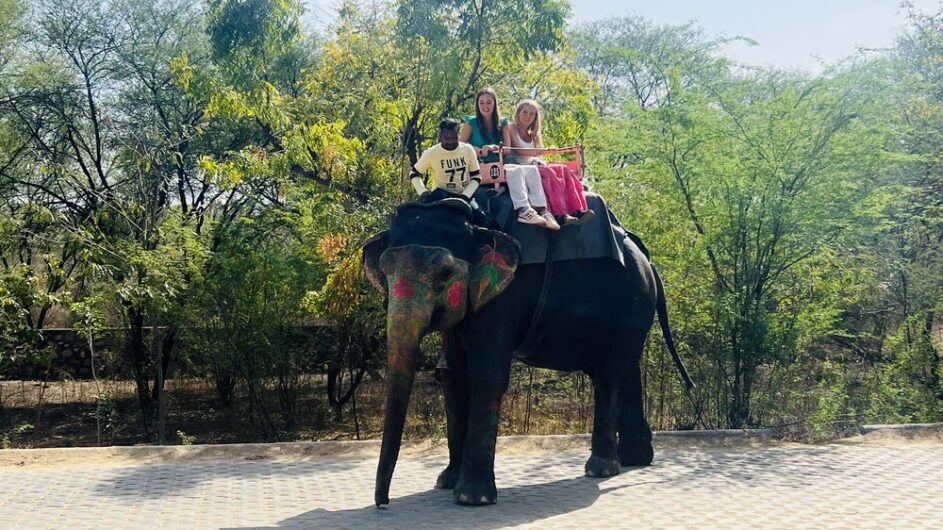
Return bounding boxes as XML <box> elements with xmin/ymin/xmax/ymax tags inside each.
<box><xmin>514</xmin><ymin>99</ymin><xmax>542</xmax><ymax>147</ymax></box>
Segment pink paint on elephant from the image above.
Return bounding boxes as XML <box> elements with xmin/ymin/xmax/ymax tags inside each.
<box><xmin>446</xmin><ymin>280</ymin><xmax>465</xmax><ymax>309</ymax></box>
<box><xmin>479</xmin><ymin>248</ymin><xmax>509</xmax><ymax>269</ymax></box>
<box><xmin>392</xmin><ymin>276</ymin><xmax>416</xmax><ymax>300</ymax></box>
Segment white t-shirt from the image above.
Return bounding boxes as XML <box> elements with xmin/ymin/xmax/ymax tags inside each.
<box><xmin>413</xmin><ymin>142</ymin><xmax>481</xmax><ymax>192</ymax></box>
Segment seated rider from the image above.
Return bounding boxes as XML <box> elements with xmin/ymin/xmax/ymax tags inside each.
<box><xmin>508</xmin><ymin>99</ymin><xmax>593</xmax><ymax>227</ymax></box>
<box><xmin>409</xmin><ymin>119</ymin><xmax>486</xmax><ymax>221</ymax></box>
<box><xmin>459</xmin><ymin>87</ymin><xmax>507</xmax><ymax>163</ymax></box>
<box><xmin>459</xmin><ymin>87</ymin><xmax>557</xmax><ymax>229</ymax></box>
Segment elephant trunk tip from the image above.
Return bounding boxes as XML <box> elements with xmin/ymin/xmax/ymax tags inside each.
<box><xmin>373</xmin><ymin>448</ymin><xmax>399</xmax><ymax>508</ymax></box>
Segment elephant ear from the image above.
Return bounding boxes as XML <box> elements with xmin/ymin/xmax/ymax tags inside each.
<box><xmin>362</xmin><ymin>231</ymin><xmax>389</xmax><ymax>296</ymax></box>
<box><xmin>469</xmin><ymin>229</ymin><xmax>521</xmax><ymax>312</ymax></box>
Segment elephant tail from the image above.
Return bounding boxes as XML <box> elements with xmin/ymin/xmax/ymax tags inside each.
<box><xmin>653</xmin><ymin>266</ymin><xmax>695</xmax><ymax>391</ymax></box>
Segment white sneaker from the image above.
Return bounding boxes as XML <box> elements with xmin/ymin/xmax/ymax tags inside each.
<box><xmin>517</xmin><ymin>207</ymin><xmax>547</xmax><ymax>226</ymax></box>
<box><xmin>540</xmin><ymin>212</ymin><xmax>561</xmax><ymax>231</ymax></box>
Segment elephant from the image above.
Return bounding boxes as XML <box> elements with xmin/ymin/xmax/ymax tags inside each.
<box><xmin>363</xmin><ymin>198</ymin><xmax>692</xmax><ymax>507</ymax></box>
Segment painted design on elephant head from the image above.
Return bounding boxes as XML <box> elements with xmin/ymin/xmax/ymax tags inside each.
<box><xmin>430</xmin><ymin>272</ymin><xmax>469</xmax><ymax>332</ymax></box>
<box><xmin>387</xmin><ymin>265</ymin><xmax>432</xmax><ymax>306</ymax></box>
<box><xmin>385</xmin><ymin>267</ymin><xmax>436</xmax><ymax>376</ymax></box>
<box><xmin>392</xmin><ymin>276</ymin><xmax>416</xmax><ymax>301</ymax></box>
<box><xmin>479</xmin><ymin>248</ymin><xmax>511</xmax><ymax>269</ymax></box>
<box><xmin>469</xmin><ymin>245</ymin><xmax>516</xmax><ymax>312</ymax></box>
<box><xmin>445</xmin><ymin>279</ymin><xmax>465</xmax><ymax>310</ymax></box>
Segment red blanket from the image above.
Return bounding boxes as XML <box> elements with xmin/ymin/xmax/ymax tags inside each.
<box><xmin>538</xmin><ymin>163</ymin><xmax>588</xmax><ymax>216</ymax></box>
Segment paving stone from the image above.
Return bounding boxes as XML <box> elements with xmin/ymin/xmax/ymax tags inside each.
<box><xmin>0</xmin><ymin>440</ymin><xmax>941</xmax><ymax>529</ymax></box>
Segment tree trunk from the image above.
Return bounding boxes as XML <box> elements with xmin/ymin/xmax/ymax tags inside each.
<box><xmin>127</xmin><ymin>308</ymin><xmax>153</xmax><ymax>436</ymax></box>
<box><xmin>213</xmin><ymin>364</ymin><xmax>235</xmax><ymax>408</ymax></box>
<box><xmin>151</xmin><ymin>327</ymin><xmax>176</xmax><ymax>403</ymax></box>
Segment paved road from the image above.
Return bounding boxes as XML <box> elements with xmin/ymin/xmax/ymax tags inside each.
<box><xmin>1</xmin><ymin>432</ymin><xmax>941</xmax><ymax>529</ymax></box>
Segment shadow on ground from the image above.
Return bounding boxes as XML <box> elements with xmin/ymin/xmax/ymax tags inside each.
<box><xmin>224</xmin><ymin>475</ymin><xmax>637</xmax><ymax>530</ymax></box>
<box><xmin>89</xmin><ymin>457</ymin><xmax>381</xmax><ymax>499</ymax></box>
<box><xmin>88</xmin><ymin>443</ymin><xmax>847</xmax><ymax>501</ymax></box>
<box><xmin>85</xmin><ymin>441</ymin><xmax>943</xmax><ymax>529</ymax></box>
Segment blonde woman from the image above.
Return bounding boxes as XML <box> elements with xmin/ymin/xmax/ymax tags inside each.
<box><xmin>503</xmin><ymin>100</ymin><xmax>559</xmax><ymax>229</ymax></box>
<box><xmin>508</xmin><ymin>99</ymin><xmax>590</xmax><ymax>227</ymax></box>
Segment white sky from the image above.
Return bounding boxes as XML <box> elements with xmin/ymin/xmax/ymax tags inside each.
<box><xmin>304</xmin><ymin>0</ymin><xmax>943</xmax><ymax>73</ymax></box>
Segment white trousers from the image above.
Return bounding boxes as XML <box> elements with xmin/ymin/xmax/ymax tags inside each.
<box><xmin>505</xmin><ymin>164</ymin><xmax>548</xmax><ymax>210</ymax></box>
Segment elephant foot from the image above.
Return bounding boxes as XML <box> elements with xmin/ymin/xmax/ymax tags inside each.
<box><xmin>454</xmin><ymin>478</ymin><xmax>497</xmax><ymax>506</ymax></box>
<box><xmin>585</xmin><ymin>454</ymin><xmax>621</xmax><ymax>477</ymax></box>
<box><xmin>618</xmin><ymin>440</ymin><xmax>654</xmax><ymax>467</ymax></box>
<box><xmin>436</xmin><ymin>465</ymin><xmax>460</xmax><ymax>489</ymax></box>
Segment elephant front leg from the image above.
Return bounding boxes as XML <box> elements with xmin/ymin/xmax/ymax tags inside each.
<box><xmin>454</xmin><ymin>388</ymin><xmax>505</xmax><ymax>505</ymax></box>
<box><xmin>585</xmin><ymin>380</ymin><xmax>622</xmax><ymax>478</ymax></box>
<box><xmin>436</xmin><ymin>362</ymin><xmax>468</xmax><ymax>489</ymax></box>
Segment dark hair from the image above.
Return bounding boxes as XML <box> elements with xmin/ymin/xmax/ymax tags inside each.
<box><xmin>439</xmin><ymin>118</ymin><xmax>461</xmax><ymax>132</ymax></box>
<box><xmin>474</xmin><ymin>87</ymin><xmax>502</xmax><ymax>143</ymax></box>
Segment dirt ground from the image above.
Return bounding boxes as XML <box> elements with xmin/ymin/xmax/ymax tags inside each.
<box><xmin>0</xmin><ymin>368</ymin><xmax>597</xmax><ymax>449</ymax></box>
<box><xmin>0</xmin><ymin>376</ymin><xmax>440</xmax><ymax>448</ymax></box>
<box><xmin>5</xmin><ymin>375</ymin><xmax>937</xmax><ymax>466</ymax></box>
<box><xmin>833</xmin><ymin>424</ymin><xmax>943</xmax><ymax>445</ymax></box>
<box><xmin>1</xmin><ymin>424</ymin><xmax>941</xmax><ymax>469</ymax></box>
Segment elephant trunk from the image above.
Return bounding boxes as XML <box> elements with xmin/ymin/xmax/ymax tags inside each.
<box><xmin>375</xmin><ymin>299</ymin><xmax>430</xmax><ymax>506</ymax></box>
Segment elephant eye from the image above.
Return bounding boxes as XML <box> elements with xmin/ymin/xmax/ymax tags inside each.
<box><xmin>435</xmin><ymin>269</ymin><xmax>453</xmax><ymax>284</ymax></box>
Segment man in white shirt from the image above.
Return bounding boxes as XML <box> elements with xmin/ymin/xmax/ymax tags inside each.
<box><xmin>409</xmin><ymin>118</ymin><xmax>481</xmax><ymax>202</ymax></box>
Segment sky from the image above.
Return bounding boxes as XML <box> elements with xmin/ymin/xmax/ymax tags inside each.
<box><xmin>304</xmin><ymin>0</ymin><xmax>943</xmax><ymax>73</ymax></box>
<box><xmin>569</xmin><ymin>0</ymin><xmax>941</xmax><ymax>73</ymax></box>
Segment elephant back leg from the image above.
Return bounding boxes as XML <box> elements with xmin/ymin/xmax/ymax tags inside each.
<box><xmin>618</xmin><ymin>342</ymin><xmax>654</xmax><ymax>466</ymax></box>
<box><xmin>585</xmin><ymin>375</ymin><xmax>624</xmax><ymax>477</ymax></box>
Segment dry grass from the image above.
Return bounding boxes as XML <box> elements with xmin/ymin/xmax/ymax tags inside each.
<box><xmin>0</xmin><ymin>366</ymin><xmax>597</xmax><ymax>448</ymax></box>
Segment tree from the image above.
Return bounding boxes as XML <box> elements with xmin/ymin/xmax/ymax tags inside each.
<box><xmin>570</xmin><ymin>16</ymin><xmax>740</xmax><ymax>114</ymax></box>
<box><xmin>825</xmin><ymin>3</ymin><xmax>943</xmax><ymax>421</ymax></box>
<box><xmin>0</xmin><ymin>0</ymin><xmax>220</xmax><ymax>437</ymax></box>
<box><xmin>584</xmin><ymin>22</ymin><xmax>888</xmax><ymax>427</ymax></box>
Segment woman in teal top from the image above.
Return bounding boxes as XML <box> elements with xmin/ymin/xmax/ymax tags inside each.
<box><xmin>459</xmin><ymin>87</ymin><xmax>508</xmax><ymax>163</ymax></box>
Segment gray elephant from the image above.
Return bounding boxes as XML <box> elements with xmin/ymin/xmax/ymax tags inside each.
<box><xmin>363</xmin><ymin>198</ymin><xmax>692</xmax><ymax>506</ymax></box>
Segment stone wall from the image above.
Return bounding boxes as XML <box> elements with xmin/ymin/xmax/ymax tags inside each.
<box><xmin>1</xmin><ymin>328</ymin><xmax>125</xmax><ymax>380</ymax></box>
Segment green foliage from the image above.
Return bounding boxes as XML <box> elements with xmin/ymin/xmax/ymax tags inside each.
<box><xmin>207</xmin><ymin>0</ymin><xmax>305</xmax><ymax>87</ymax></box>
<box><xmin>0</xmin><ymin>270</ymin><xmax>39</xmax><ymax>368</ymax></box>
<box><xmin>177</xmin><ymin>212</ymin><xmax>327</xmax><ymax>432</ymax></box>
<box><xmin>584</xmin><ymin>12</ymin><xmax>940</xmax><ymax>430</ymax></box>
<box><xmin>176</xmin><ymin>429</ymin><xmax>195</xmax><ymax>445</ymax></box>
<box><xmin>570</xmin><ymin>16</ymin><xmax>737</xmax><ymax>114</ymax></box>
<box><xmin>0</xmin><ymin>0</ymin><xmax>26</xmax><ymax>64</ymax></box>
<box><xmin>396</xmin><ymin>0</ymin><xmax>568</xmax><ymax>60</ymax></box>
<box><xmin>863</xmin><ymin>316</ymin><xmax>943</xmax><ymax>422</ymax></box>
<box><xmin>809</xmin><ymin>362</ymin><xmax>858</xmax><ymax>440</ymax></box>
<box><xmin>1</xmin><ymin>423</ymin><xmax>33</xmax><ymax>449</ymax></box>
<box><xmin>96</xmin><ymin>392</ymin><xmax>120</xmax><ymax>439</ymax></box>
<box><xmin>0</xmin><ymin>266</ymin><xmax>56</xmax><ymax>371</ymax></box>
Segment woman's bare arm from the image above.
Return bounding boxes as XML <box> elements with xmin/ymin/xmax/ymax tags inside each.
<box><xmin>459</xmin><ymin>122</ymin><xmax>472</xmax><ymax>143</ymax></box>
